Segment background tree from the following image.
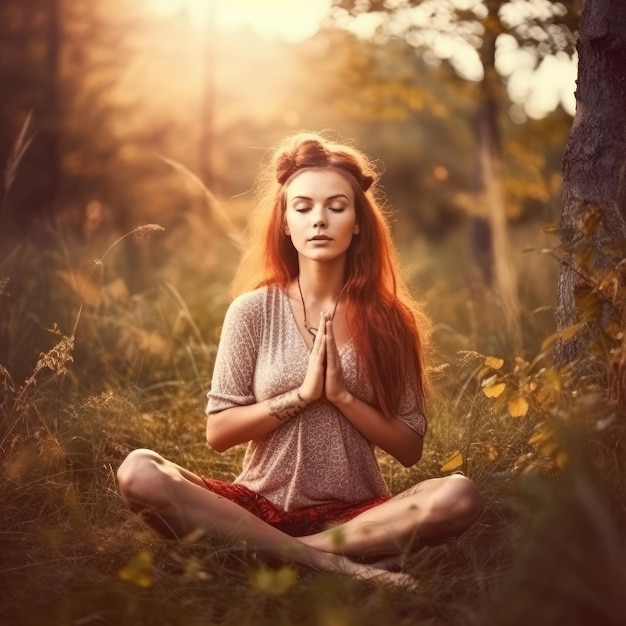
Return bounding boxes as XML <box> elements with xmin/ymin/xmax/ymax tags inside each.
<box><xmin>0</xmin><ymin>0</ymin><xmax>63</xmax><ymax>235</ymax></box>
<box><xmin>330</xmin><ymin>0</ymin><xmax>579</xmax><ymax>350</ymax></box>
<box><xmin>557</xmin><ymin>0</ymin><xmax>626</xmax><ymax>410</ymax></box>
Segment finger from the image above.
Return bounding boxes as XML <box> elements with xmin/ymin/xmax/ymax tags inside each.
<box><xmin>311</xmin><ymin>329</ymin><xmax>321</xmax><ymax>354</ymax></box>
<box><xmin>317</xmin><ymin>312</ymin><xmax>329</xmax><ymax>353</ymax></box>
<box><xmin>326</xmin><ymin>317</ymin><xmax>341</xmax><ymax>371</ymax></box>
<box><xmin>325</xmin><ymin>318</ymin><xmax>335</xmax><ymax>362</ymax></box>
<box><xmin>311</xmin><ymin>312</ymin><xmax>325</xmax><ymax>354</ymax></box>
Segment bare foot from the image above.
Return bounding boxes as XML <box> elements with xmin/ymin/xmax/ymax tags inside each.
<box><xmin>332</xmin><ymin>555</ymin><xmax>418</xmax><ymax>591</ymax></box>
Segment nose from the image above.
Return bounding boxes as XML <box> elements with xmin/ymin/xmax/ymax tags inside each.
<box><xmin>312</xmin><ymin>208</ymin><xmax>327</xmax><ymax>229</ymax></box>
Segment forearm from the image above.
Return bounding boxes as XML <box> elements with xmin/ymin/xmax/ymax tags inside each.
<box><xmin>332</xmin><ymin>393</ymin><xmax>423</xmax><ymax>467</ymax></box>
<box><xmin>205</xmin><ymin>388</ymin><xmax>307</xmax><ymax>452</ymax></box>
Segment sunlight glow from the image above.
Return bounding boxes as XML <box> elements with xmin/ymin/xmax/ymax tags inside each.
<box><xmin>497</xmin><ymin>33</ymin><xmax>577</xmax><ymax>118</ymax></box>
<box><xmin>149</xmin><ymin>0</ymin><xmax>331</xmax><ymax>42</ymax></box>
<box><xmin>148</xmin><ymin>0</ymin><xmax>577</xmax><ymax>119</ymax></box>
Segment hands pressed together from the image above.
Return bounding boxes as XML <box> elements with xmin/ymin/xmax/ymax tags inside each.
<box><xmin>299</xmin><ymin>312</ymin><xmax>351</xmax><ymax>407</ymax></box>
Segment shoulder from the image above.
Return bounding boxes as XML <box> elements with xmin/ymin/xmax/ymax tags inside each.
<box><xmin>228</xmin><ymin>285</ymin><xmax>285</xmax><ymax>310</ymax></box>
<box><xmin>224</xmin><ymin>285</ymin><xmax>283</xmax><ymax>323</ymax></box>
<box><xmin>229</xmin><ymin>286</ymin><xmax>268</xmax><ymax>310</ymax></box>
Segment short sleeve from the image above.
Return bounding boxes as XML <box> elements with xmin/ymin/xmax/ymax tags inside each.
<box><xmin>395</xmin><ymin>376</ymin><xmax>428</xmax><ymax>437</ymax></box>
<box><xmin>205</xmin><ymin>291</ymin><xmax>263</xmax><ymax>415</ymax></box>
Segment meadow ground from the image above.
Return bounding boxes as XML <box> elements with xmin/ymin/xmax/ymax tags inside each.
<box><xmin>1</xmin><ymin>213</ymin><xmax>625</xmax><ymax>626</ymax></box>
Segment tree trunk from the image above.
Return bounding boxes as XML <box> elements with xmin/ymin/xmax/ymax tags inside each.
<box><xmin>199</xmin><ymin>1</ymin><xmax>218</xmax><ymax>191</ymax></box>
<box><xmin>43</xmin><ymin>0</ymin><xmax>62</xmax><ymax>209</ymax></box>
<box><xmin>473</xmin><ymin>1</ymin><xmax>521</xmax><ymax>352</ymax></box>
<box><xmin>556</xmin><ymin>0</ymin><xmax>626</xmax><ymax>405</ymax></box>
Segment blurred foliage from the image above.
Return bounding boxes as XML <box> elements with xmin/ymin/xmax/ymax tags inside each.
<box><xmin>0</xmin><ymin>0</ymin><xmax>573</xmax><ymax>246</ymax></box>
<box><xmin>4</xmin><ymin>2</ymin><xmax>626</xmax><ymax>626</ymax></box>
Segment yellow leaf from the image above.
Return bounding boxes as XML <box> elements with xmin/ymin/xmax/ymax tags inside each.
<box><xmin>514</xmin><ymin>356</ymin><xmax>529</xmax><ymax>373</ymax></box>
<box><xmin>574</xmin><ymin>285</ymin><xmax>602</xmax><ymax>322</ymax></box>
<box><xmin>529</xmin><ymin>425</ymin><xmax>559</xmax><ymax>456</ymax></box>
<box><xmin>540</xmin><ymin>323</ymin><xmax>586</xmax><ymax>351</ymax></box>
<box><xmin>484</xmin><ymin>356</ymin><xmax>504</xmax><ymax>370</ymax></box>
<box><xmin>182</xmin><ymin>556</ymin><xmax>211</xmax><ymax>582</ymax></box>
<box><xmin>525</xmin><ymin>381</ymin><xmax>538</xmax><ymax>393</ymax></box>
<box><xmin>541</xmin><ymin>368</ymin><xmax>563</xmax><ymax>393</ymax></box>
<box><xmin>483</xmin><ymin>382</ymin><xmax>506</xmax><ymax>398</ymax></box>
<box><xmin>118</xmin><ymin>550</ymin><xmax>154</xmax><ymax>589</ymax></box>
<box><xmin>555</xmin><ymin>450</ymin><xmax>569</xmax><ymax>469</ymax></box>
<box><xmin>250</xmin><ymin>565</ymin><xmax>297</xmax><ymax>596</ymax></box>
<box><xmin>581</xmin><ymin>208</ymin><xmax>602</xmax><ymax>237</ymax></box>
<box><xmin>508</xmin><ymin>395</ymin><xmax>529</xmax><ymax>417</ymax></box>
<box><xmin>487</xmin><ymin>443</ymin><xmax>499</xmax><ymax>461</ymax></box>
<box><xmin>541</xmin><ymin>224</ymin><xmax>560</xmax><ymax>235</ymax></box>
<box><xmin>528</xmin><ymin>424</ymin><xmax>553</xmax><ymax>447</ymax></box>
<box><xmin>440</xmin><ymin>449</ymin><xmax>463</xmax><ymax>472</ymax></box>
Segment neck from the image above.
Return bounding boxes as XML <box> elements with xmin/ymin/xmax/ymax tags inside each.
<box><xmin>297</xmin><ymin>259</ymin><xmax>346</xmax><ymax>300</ymax></box>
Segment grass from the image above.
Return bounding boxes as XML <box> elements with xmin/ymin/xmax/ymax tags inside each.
<box><xmin>1</xmin><ymin>197</ymin><xmax>626</xmax><ymax>626</ymax></box>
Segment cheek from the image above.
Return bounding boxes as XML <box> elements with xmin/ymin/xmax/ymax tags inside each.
<box><xmin>342</xmin><ymin>213</ymin><xmax>358</xmax><ymax>237</ymax></box>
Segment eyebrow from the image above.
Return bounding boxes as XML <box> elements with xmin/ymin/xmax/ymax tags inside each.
<box><xmin>290</xmin><ymin>194</ymin><xmax>350</xmax><ymax>202</ymax></box>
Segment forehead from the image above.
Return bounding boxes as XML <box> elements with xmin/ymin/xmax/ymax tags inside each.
<box><xmin>285</xmin><ymin>168</ymin><xmax>354</xmax><ymax>201</ymax></box>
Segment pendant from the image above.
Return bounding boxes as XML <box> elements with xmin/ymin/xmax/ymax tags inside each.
<box><xmin>307</xmin><ymin>326</ymin><xmax>318</xmax><ymax>338</ymax></box>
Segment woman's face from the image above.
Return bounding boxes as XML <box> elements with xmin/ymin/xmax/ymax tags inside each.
<box><xmin>284</xmin><ymin>168</ymin><xmax>358</xmax><ymax>265</ymax></box>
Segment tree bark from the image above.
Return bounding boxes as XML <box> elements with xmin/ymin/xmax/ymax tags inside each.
<box><xmin>474</xmin><ymin>1</ymin><xmax>521</xmax><ymax>352</ymax></box>
<box><xmin>43</xmin><ymin>0</ymin><xmax>62</xmax><ymax>208</ymax></box>
<box><xmin>556</xmin><ymin>0</ymin><xmax>626</xmax><ymax>402</ymax></box>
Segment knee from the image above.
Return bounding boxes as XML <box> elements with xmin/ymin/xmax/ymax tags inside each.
<box><xmin>117</xmin><ymin>448</ymin><xmax>167</xmax><ymax>508</ymax></box>
<box><xmin>430</xmin><ymin>475</ymin><xmax>482</xmax><ymax>527</ymax></box>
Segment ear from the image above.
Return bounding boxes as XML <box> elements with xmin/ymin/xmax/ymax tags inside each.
<box><xmin>284</xmin><ymin>223</ymin><xmax>291</xmax><ymax>236</ymax></box>
<box><xmin>353</xmin><ymin>224</ymin><xmax>360</xmax><ymax>235</ymax></box>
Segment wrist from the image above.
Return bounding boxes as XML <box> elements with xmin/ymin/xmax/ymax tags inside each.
<box><xmin>268</xmin><ymin>388</ymin><xmax>309</xmax><ymax>421</ymax></box>
<box><xmin>297</xmin><ymin>386</ymin><xmax>314</xmax><ymax>405</ymax></box>
<box><xmin>331</xmin><ymin>390</ymin><xmax>354</xmax><ymax>409</ymax></box>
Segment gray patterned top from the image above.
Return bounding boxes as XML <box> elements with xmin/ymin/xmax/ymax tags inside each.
<box><xmin>206</xmin><ymin>285</ymin><xmax>426</xmax><ymax>511</ymax></box>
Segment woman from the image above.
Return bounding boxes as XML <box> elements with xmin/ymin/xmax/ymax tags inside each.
<box><xmin>117</xmin><ymin>132</ymin><xmax>481</xmax><ymax>583</ymax></box>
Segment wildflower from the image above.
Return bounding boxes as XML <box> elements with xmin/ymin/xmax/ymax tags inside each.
<box><xmin>132</xmin><ymin>224</ymin><xmax>165</xmax><ymax>244</ymax></box>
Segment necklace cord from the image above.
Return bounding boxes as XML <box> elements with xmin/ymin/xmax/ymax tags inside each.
<box><xmin>297</xmin><ymin>276</ymin><xmax>342</xmax><ymax>337</ymax></box>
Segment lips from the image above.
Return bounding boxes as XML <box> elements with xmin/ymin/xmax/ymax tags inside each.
<box><xmin>309</xmin><ymin>235</ymin><xmax>331</xmax><ymax>241</ymax></box>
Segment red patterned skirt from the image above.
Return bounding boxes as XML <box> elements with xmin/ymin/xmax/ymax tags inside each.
<box><xmin>201</xmin><ymin>477</ymin><xmax>390</xmax><ymax>537</ymax></box>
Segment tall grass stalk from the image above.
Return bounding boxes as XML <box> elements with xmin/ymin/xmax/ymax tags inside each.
<box><xmin>158</xmin><ymin>154</ymin><xmax>243</xmax><ymax>250</ymax></box>
<box><xmin>70</xmin><ymin>224</ymin><xmax>164</xmax><ymax>338</ymax></box>
<box><xmin>2</xmin><ymin>110</ymin><xmax>33</xmax><ymax>221</ymax></box>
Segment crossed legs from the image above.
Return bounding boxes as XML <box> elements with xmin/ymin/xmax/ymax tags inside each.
<box><xmin>116</xmin><ymin>449</ymin><xmax>482</xmax><ymax>581</ymax></box>
<box><xmin>298</xmin><ymin>474</ymin><xmax>482</xmax><ymax>560</ymax></box>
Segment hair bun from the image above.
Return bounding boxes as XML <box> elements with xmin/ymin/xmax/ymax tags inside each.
<box><xmin>273</xmin><ymin>133</ymin><xmax>377</xmax><ymax>192</ymax></box>
<box><xmin>275</xmin><ymin>152</ymin><xmax>298</xmax><ymax>185</ymax></box>
<box><xmin>361</xmin><ymin>175</ymin><xmax>374</xmax><ymax>192</ymax></box>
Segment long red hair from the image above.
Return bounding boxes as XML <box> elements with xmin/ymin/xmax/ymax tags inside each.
<box><xmin>232</xmin><ymin>132</ymin><xmax>431</xmax><ymax>418</ymax></box>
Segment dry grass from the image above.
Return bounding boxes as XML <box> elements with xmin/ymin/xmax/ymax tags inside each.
<box><xmin>1</xmin><ymin>197</ymin><xmax>626</xmax><ymax>626</ymax></box>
